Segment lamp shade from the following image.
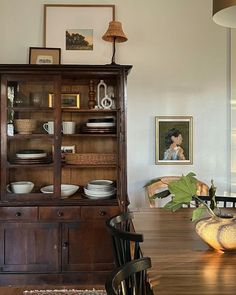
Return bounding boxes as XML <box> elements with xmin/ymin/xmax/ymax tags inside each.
<box><xmin>102</xmin><ymin>21</ymin><xmax>128</xmax><ymax>43</ymax></box>
<box><xmin>213</xmin><ymin>0</ymin><xmax>236</xmax><ymax>28</ymax></box>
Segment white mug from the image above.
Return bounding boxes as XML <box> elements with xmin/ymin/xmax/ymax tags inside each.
<box><xmin>43</xmin><ymin>121</ymin><xmax>54</xmax><ymax>134</ymax></box>
<box><xmin>62</xmin><ymin>121</ymin><xmax>76</xmax><ymax>134</ymax></box>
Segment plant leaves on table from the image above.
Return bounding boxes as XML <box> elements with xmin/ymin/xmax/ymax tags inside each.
<box><xmin>192</xmin><ymin>206</ymin><xmax>207</xmax><ymax>221</ymax></box>
<box><xmin>164</xmin><ymin>200</ymin><xmax>183</xmax><ymax>212</ymax></box>
<box><xmin>164</xmin><ymin>172</ymin><xmax>198</xmax><ymax>212</ymax></box>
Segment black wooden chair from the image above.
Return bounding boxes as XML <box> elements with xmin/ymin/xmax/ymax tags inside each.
<box><xmin>195</xmin><ymin>196</ymin><xmax>236</xmax><ymax>208</ymax></box>
<box><xmin>106</xmin><ymin>212</ymin><xmax>144</xmax><ymax>267</ymax></box>
<box><xmin>105</xmin><ymin>257</ymin><xmax>153</xmax><ymax>295</ymax></box>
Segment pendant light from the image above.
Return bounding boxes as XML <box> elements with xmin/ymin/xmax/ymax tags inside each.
<box><xmin>213</xmin><ymin>0</ymin><xmax>236</xmax><ymax>28</ymax></box>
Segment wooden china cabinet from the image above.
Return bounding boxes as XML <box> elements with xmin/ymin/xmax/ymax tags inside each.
<box><xmin>0</xmin><ymin>64</ymin><xmax>132</xmax><ymax>285</ymax></box>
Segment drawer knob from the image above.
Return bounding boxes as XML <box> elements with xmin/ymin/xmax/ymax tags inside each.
<box><xmin>99</xmin><ymin>210</ymin><xmax>106</xmax><ymax>216</ymax></box>
<box><xmin>62</xmin><ymin>242</ymin><xmax>68</xmax><ymax>249</ymax></box>
<box><xmin>15</xmin><ymin>212</ymin><xmax>22</xmax><ymax>217</ymax></box>
<box><xmin>57</xmin><ymin>211</ymin><xmax>64</xmax><ymax>217</ymax></box>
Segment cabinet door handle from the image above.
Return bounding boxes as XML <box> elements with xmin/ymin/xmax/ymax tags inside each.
<box><xmin>15</xmin><ymin>212</ymin><xmax>22</xmax><ymax>217</ymax></box>
<box><xmin>62</xmin><ymin>242</ymin><xmax>68</xmax><ymax>249</ymax></box>
<box><xmin>57</xmin><ymin>211</ymin><xmax>64</xmax><ymax>217</ymax></box>
<box><xmin>99</xmin><ymin>210</ymin><xmax>106</xmax><ymax>216</ymax></box>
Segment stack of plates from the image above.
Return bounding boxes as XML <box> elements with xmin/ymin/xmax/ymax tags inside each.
<box><xmin>81</xmin><ymin>117</ymin><xmax>116</xmax><ymax>134</ymax></box>
<box><xmin>11</xmin><ymin>149</ymin><xmax>51</xmax><ymax>164</ymax></box>
<box><xmin>83</xmin><ymin>179</ymin><xmax>116</xmax><ymax>199</ymax></box>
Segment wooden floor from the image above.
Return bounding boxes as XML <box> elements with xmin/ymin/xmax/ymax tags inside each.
<box><xmin>0</xmin><ymin>285</ymin><xmax>104</xmax><ymax>295</ymax></box>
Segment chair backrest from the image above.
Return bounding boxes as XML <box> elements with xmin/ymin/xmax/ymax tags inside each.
<box><xmin>106</xmin><ymin>212</ymin><xmax>144</xmax><ymax>267</ymax></box>
<box><xmin>195</xmin><ymin>196</ymin><xmax>236</xmax><ymax>208</ymax></box>
<box><xmin>105</xmin><ymin>257</ymin><xmax>153</xmax><ymax>295</ymax></box>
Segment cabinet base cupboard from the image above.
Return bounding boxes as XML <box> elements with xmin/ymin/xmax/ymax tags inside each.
<box><xmin>0</xmin><ymin>64</ymin><xmax>132</xmax><ymax>285</ymax></box>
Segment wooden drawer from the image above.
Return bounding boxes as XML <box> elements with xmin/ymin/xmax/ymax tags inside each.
<box><xmin>81</xmin><ymin>206</ymin><xmax>120</xmax><ymax>220</ymax></box>
<box><xmin>39</xmin><ymin>206</ymin><xmax>81</xmax><ymax>220</ymax></box>
<box><xmin>0</xmin><ymin>207</ymin><xmax>38</xmax><ymax>221</ymax></box>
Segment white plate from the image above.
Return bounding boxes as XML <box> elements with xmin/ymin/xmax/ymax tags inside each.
<box><xmin>16</xmin><ymin>153</ymin><xmax>47</xmax><ymax>159</ymax></box>
<box><xmin>84</xmin><ymin>187</ymin><xmax>116</xmax><ymax>197</ymax></box>
<box><xmin>41</xmin><ymin>184</ymin><xmax>79</xmax><ymax>198</ymax></box>
<box><xmin>84</xmin><ymin>194</ymin><xmax>113</xmax><ymax>200</ymax></box>
<box><xmin>86</xmin><ymin>122</ymin><xmax>115</xmax><ymax>127</ymax></box>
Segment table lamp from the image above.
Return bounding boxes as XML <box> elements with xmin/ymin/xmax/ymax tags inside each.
<box><xmin>102</xmin><ymin>21</ymin><xmax>128</xmax><ymax>65</ymax></box>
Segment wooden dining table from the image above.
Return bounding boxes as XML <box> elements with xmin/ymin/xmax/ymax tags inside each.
<box><xmin>132</xmin><ymin>208</ymin><xmax>236</xmax><ymax>295</ymax></box>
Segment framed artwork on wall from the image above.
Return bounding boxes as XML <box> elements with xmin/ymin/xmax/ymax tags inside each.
<box><xmin>155</xmin><ymin>116</ymin><xmax>193</xmax><ymax>165</ymax></box>
<box><xmin>44</xmin><ymin>4</ymin><xmax>115</xmax><ymax>64</ymax></box>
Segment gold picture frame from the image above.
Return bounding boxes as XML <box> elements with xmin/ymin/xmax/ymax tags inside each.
<box><xmin>49</xmin><ymin>93</ymin><xmax>80</xmax><ymax>108</ymax></box>
<box><xmin>29</xmin><ymin>47</ymin><xmax>61</xmax><ymax>64</ymax></box>
<box><xmin>155</xmin><ymin>116</ymin><xmax>193</xmax><ymax>165</ymax></box>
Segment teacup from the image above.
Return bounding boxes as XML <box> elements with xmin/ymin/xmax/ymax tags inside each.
<box><xmin>43</xmin><ymin>121</ymin><xmax>54</xmax><ymax>134</ymax></box>
<box><xmin>62</xmin><ymin>121</ymin><xmax>76</xmax><ymax>134</ymax></box>
<box><xmin>7</xmin><ymin>181</ymin><xmax>34</xmax><ymax>194</ymax></box>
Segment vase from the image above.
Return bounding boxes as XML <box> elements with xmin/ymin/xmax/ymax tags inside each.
<box><xmin>195</xmin><ymin>214</ymin><xmax>236</xmax><ymax>252</ymax></box>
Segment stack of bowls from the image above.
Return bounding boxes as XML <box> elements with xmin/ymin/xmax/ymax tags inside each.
<box><xmin>84</xmin><ymin>179</ymin><xmax>116</xmax><ymax>199</ymax></box>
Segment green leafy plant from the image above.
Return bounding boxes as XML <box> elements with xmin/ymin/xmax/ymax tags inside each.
<box><xmin>150</xmin><ymin>172</ymin><xmax>218</xmax><ymax>221</ymax></box>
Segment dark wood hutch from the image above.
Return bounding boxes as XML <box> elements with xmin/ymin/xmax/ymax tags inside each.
<box><xmin>0</xmin><ymin>64</ymin><xmax>132</xmax><ymax>285</ymax></box>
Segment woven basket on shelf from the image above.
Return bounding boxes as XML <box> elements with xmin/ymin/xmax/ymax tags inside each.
<box><xmin>64</xmin><ymin>153</ymin><xmax>116</xmax><ymax>165</ymax></box>
<box><xmin>14</xmin><ymin>119</ymin><xmax>37</xmax><ymax>134</ymax></box>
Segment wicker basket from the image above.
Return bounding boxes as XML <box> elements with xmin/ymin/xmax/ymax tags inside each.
<box><xmin>65</xmin><ymin>153</ymin><xmax>116</xmax><ymax>165</ymax></box>
<box><xmin>14</xmin><ymin>119</ymin><xmax>37</xmax><ymax>134</ymax></box>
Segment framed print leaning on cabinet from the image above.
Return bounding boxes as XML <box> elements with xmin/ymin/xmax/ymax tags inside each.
<box><xmin>29</xmin><ymin>47</ymin><xmax>61</xmax><ymax>64</ymax></box>
<box><xmin>155</xmin><ymin>116</ymin><xmax>193</xmax><ymax>165</ymax></box>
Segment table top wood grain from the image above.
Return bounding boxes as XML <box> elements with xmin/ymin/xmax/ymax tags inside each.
<box><xmin>132</xmin><ymin>208</ymin><xmax>236</xmax><ymax>295</ymax></box>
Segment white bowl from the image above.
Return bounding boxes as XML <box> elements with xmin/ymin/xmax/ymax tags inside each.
<box><xmin>8</xmin><ymin>181</ymin><xmax>34</xmax><ymax>194</ymax></box>
<box><xmin>87</xmin><ymin>179</ymin><xmax>114</xmax><ymax>190</ymax></box>
<box><xmin>40</xmin><ymin>184</ymin><xmax>79</xmax><ymax>198</ymax></box>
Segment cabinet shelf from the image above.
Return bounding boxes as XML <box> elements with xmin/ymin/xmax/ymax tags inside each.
<box><xmin>7</xmin><ymin>163</ymin><xmax>54</xmax><ymax>168</ymax></box>
<box><xmin>62</xmin><ymin>133</ymin><xmax>117</xmax><ymax>137</ymax></box>
<box><xmin>8</xmin><ymin>107</ymin><xmax>54</xmax><ymax>112</ymax></box>
<box><xmin>62</xmin><ymin>108</ymin><xmax>118</xmax><ymax>113</ymax></box>
<box><xmin>8</xmin><ymin>134</ymin><xmax>53</xmax><ymax>140</ymax></box>
<box><xmin>62</xmin><ymin>164</ymin><xmax>116</xmax><ymax>168</ymax></box>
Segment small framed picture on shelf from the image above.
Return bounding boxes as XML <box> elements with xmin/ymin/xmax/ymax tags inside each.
<box><xmin>29</xmin><ymin>47</ymin><xmax>61</xmax><ymax>64</ymax></box>
<box><xmin>52</xmin><ymin>145</ymin><xmax>76</xmax><ymax>160</ymax></box>
<box><xmin>49</xmin><ymin>93</ymin><xmax>80</xmax><ymax>108</ymax></box>
<box><xmin>61</xmin><ymin>145</ymin><xmax>76</xmax><ymax>160</ymax></box>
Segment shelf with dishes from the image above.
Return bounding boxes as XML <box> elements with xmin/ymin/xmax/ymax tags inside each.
<box><xmin>7</xmin><ymin>149</ymin><xmax>53</xmax><ymax>166</ymax></box>
<box><xmin>6</xmin><ymin>180</ymin><xmax>117</xmax><ymax>202</ymax></box>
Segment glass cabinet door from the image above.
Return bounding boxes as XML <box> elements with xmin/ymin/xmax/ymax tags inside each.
<box><xmin>1</xmin><ymin>74</ymin><xmax>61</xmax><ymax>201</ymax></box>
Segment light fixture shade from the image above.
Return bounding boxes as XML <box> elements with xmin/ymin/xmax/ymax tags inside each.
<box><xmin>102</xmin><ymin>21</ymin><xmax>128</xmax><ymax>43</ymax></box>
<box><xmin>213</xmin><ymin>0</ymin><xmax>236</xmax><ymax>28</ymax></box>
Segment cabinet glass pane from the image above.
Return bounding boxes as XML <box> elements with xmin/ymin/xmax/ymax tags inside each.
<box><xmin>7</xmin><ymin>80</ymin><xmax>53</xmax><ymax>108</ymax></box>
<box><xmin>5</xmin><ymin>77</ymin><xmax>56</xmax><ymax>198</ymax></box>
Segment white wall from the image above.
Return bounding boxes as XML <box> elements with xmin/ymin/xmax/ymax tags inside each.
<box><xmin>0</xmin><ymin>0</ymin><xmax>230</xmax><ymax>208</ymax></box>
